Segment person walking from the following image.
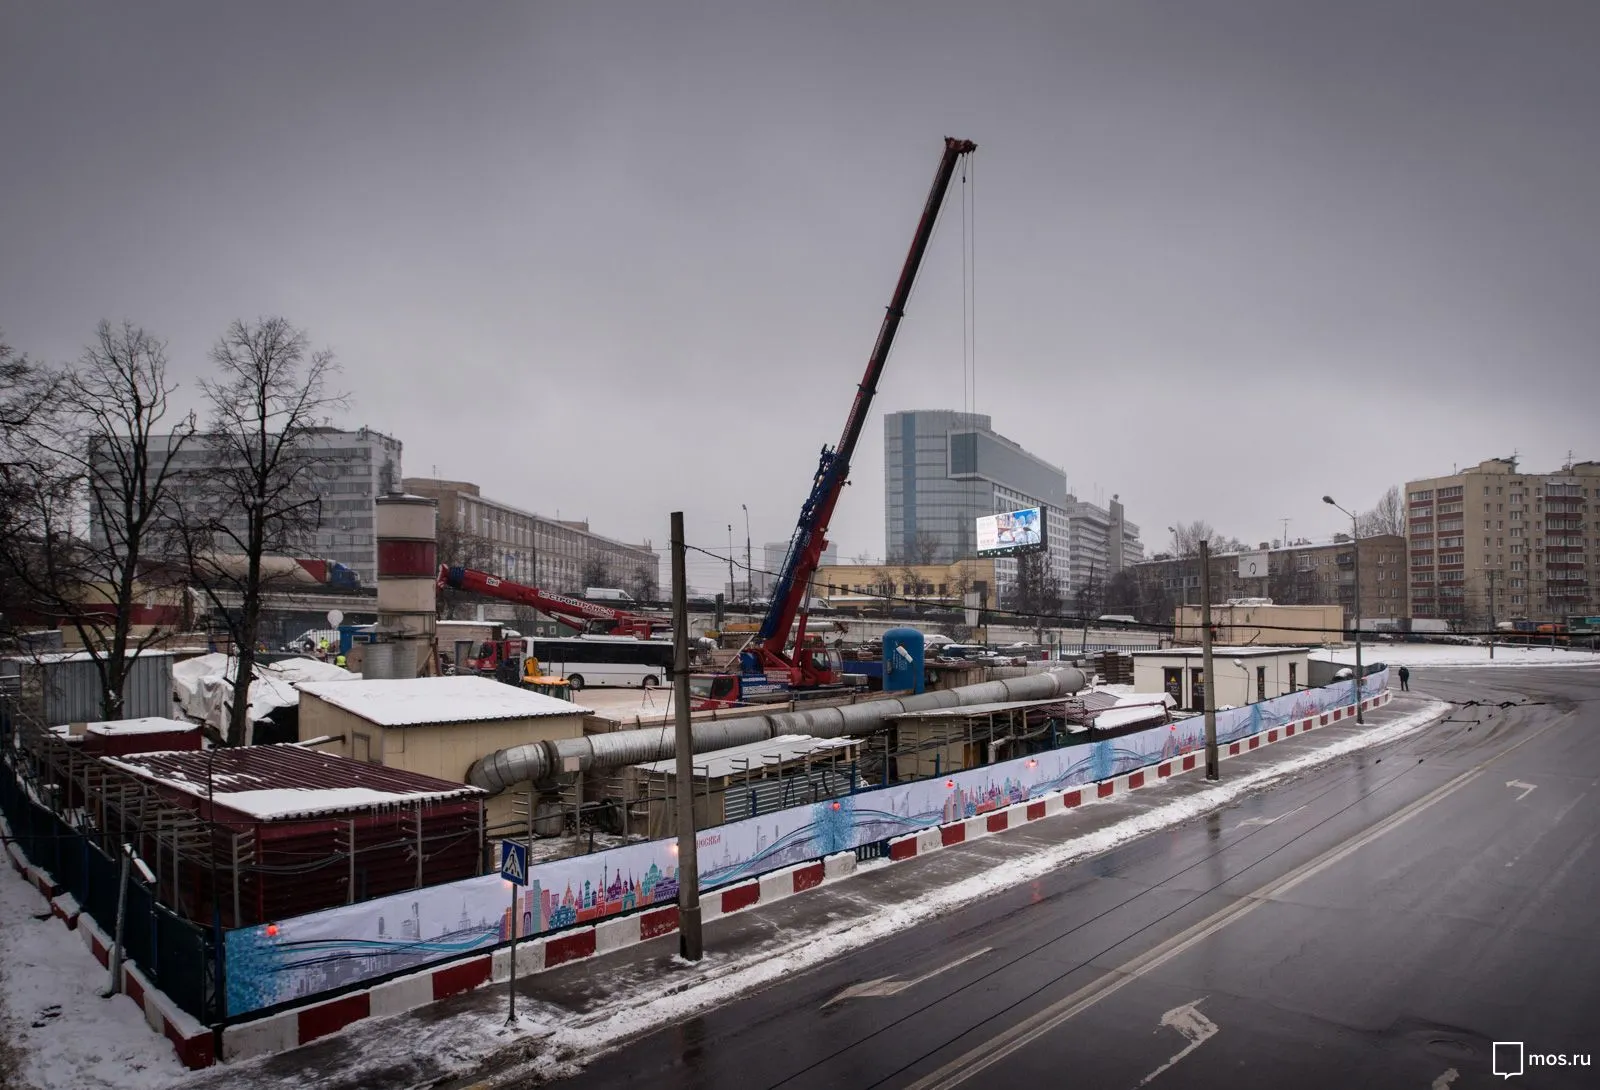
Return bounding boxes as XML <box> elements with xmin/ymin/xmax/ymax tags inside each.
<box><xmin>1398</xmin><ymin>664</ymin><xmax>1411</xmax><ymax>691</ymax></box>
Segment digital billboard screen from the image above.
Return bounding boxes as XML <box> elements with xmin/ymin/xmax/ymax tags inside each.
<box><xmin>975</xmin><ymin>507</ymin><xmax>1046</xmax><ymax>557</ymax></box>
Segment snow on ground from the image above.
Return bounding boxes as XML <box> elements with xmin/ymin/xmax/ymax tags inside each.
<box><xmin>480</xmin><ymin>698</ymin><xmax>1455</xmax><ymax>1084</ymax></box>
<box><xmin>0</xmin><ymin>844</ymin><xmax>190</xmax><ymax>1090</ymax></box>
<box><xmin>1312</xmin><ymin>643</ymin><xmax>1600</xmax><ymax>668</ymax></box>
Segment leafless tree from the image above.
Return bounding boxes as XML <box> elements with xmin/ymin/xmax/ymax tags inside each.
<box><xmin>1358</xmin><ymin>485</ymin><xmax>1405</xmax><ymax>538</ymax></box>
<box><xmin>1170</xmin><ymin>520</ymin><xmax>1220</xmax><ymax>558</ymax></box>
<box><xmin>181</xmin><ymin>318</ymin><xmax>348</xmax><ymax>745</ymax></box>
<box><xmin>0</xmin><ymin>322</ymin><xmax>195</xmax><ymax>717</ymax></box>
<box><xmin>1005</xmin><ymin>551</ymin><xmax>1061</xmax><ymax>641</ymax></box>
<box><xmin>434</xmin><ymin>519</ymin><xmax>497</xmax><ymax>619</ymax></box>
<box><xmin>909</xmin><ymin>530</ymin><xmax>941</xmax><ymax>566</ymax></box>
<box><xmin>581</xmin><ymin>556</ymin><xmax>613</xmax><ymax>590</ymax></box>
<box><xmin>628</xmin><ymin>562</ymin><xmax>659</xmax><ymax>603</ymax></box>
<box><xmin>896</xmin><ymin>564</ymin><xmax>925</xmax><ymax>607</ymax></box>
<box><xmin>0</xmin><ymin>332</ymin><xmax>60</xmax><ymax>633</ymax></box>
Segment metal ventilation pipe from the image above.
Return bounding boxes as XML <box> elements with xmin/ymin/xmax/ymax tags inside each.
<box><xmin>466</xmin><ymin>667</ymin><xmax>1086</xmax><ymax>794</ymax></box>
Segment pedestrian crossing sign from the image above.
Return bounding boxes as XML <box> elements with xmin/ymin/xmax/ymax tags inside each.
<box><xmin>499</xmin><ymin>840</ymin><xmax>528</xmax><ymax>886</ymax></box>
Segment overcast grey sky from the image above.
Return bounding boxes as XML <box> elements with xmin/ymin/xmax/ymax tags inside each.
<box><xmin>4</xmin><ymin>1</ymin><xmax>1598</xmax><ymax>585</ymax></box>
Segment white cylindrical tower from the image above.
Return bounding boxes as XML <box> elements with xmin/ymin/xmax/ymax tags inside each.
<box><xmin>375</xmin><ymin>493</ymin><xmax>439</xmax><ymax>677</ymax></box>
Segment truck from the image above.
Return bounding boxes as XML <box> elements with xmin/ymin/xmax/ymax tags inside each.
<box><xmin>690</xmin><ymin>137</ymin><xmax>977</xmax><ymax>709</ymax></box>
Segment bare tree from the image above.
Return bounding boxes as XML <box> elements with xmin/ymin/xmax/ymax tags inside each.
<box><xmin>434</xmin><ymin>519</ymin><xmax>497</xmax><ymax>619</ymax></box>
<box><xmin>628</xmin><ymin>561</ymin><xmax>659</xmax><ymax>603</ymax></box>
<box><xmin>909</xmin><ymin>529</ymin><xmax>941</xmax><ymax>566</ymax></box>
<box><xmin>581</xmin><ymin>556</ymin><xmax>613</xmax><ymax>590</ymax></box>
<box><xmin>1358</xmin><ymin>485</ymin><xmax>1405</xmax><ymax>538</ymax></box>
<box><xmin>1005</xmin><ymin>551</ymin><xmax>1061</xmax><ymax>641</ymax></box>
<box><xmin>1169</xmin><ymin>520</ymin><xmax>1216</xmax><ymax>558</ymax></box>
<box><xmin>896</xmin><ymin>564</ymin><xmax>925</xmax><ymax>608</ymax></box>
<box><xmin>182</xmin><ymin>318</ymin><xmax>347</xmax><ymax>745</ymax></box>
<box><xmin>0</xmin><ymin>331</ymin><xmax>60</xmax><ymax>634</ymax></box>
<box><xmin>0</xmin><ymin>322</ymin><xmax>195</xmax><ymax>717</ymax></box>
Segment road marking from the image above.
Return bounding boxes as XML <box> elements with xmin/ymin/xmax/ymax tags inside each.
<box><xmin>1234</xmin><ymin>805</ymin><xmax>1306</xmax><ymax>829</ymax></box>
<box><xmin>1432</xmin><ymin>1067</ymin><xmax>1458</xmax><ymax>1089</ymax></box>
<box><xmin>822</xmin><ymin>947</ymin><xmax>992</xmax><ymax>1008</ymax></box>
<box><xmin>903</xmin><ymin>706</ymin><xmax>1579</xmax><ymax>1090</ymax></box>
<box><xmin>1135</xmin><ymin>999</ymin><xmax>1218</xmax><ymax>1086</ymax></box>
<box><xmin>1506</xmin><ymin>780</ymin><xmax>1537</xmax><ymax>801</ymax></box>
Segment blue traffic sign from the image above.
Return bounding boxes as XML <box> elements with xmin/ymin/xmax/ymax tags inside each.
<box><xmin>499</xmin><ymin>840</ymin><xmax>528</xmax><ymax>886</ymax></box>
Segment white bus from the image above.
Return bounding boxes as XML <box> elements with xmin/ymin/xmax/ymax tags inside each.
<box><xmin>528</xmin><ymin>636</ymin><xmax>674</xmax><ymax>690</ymax></box>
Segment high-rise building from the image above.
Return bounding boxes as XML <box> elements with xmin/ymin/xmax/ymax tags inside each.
<box><xmin>758</xmin><ymin>540</ymin><xmax>838</xmax><ymax>597</ymax></box>
<box><xmin>100</xmin><ymin>425</ymin><xmax>402</xmax><ymax>584</ymax></box>
<box><xmin>883</xmin><ymin>410</ymin><xmax>1070</xmax><ymax>602</ymax></box>
<box><xmin>1405</xmin><ymin>457</ymin><xmax>1600</xmax><ymax>626</ymax></box>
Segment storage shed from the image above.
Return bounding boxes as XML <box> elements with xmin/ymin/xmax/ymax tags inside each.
<box><xmin>5</xmin><ymin>650</ymin><xmax>174</xmax><ymax>726</ymax></box>
<box><xmin>296</xmin><ymin>675</ymin><xmax>591</xmax><ymax>831</ymax></box>
<box><xmin>101</xmin><ymin>744</ymin><xmax>486</xmax><ymax>927</ymax></box>
<box><xmin>1131</xmin><ymin>646</ymin><xmax>1309</xmax><ymax>712</ymax></box>
<box><xmin>625</xmin><ymin>735</ymin><xmax>860</xmax><ymax>838</ymax></box>
<box><xmin>83</xmin><ymin>716</ymin><xmax>202</xmax><ymax>757</ymax></box>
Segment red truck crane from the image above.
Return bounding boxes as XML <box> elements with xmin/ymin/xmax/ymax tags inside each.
<box><xmin>436</xmin><ymin>565</ymin><xmax>667</xmax><ymax>673</ymax></box>
<box><xmin>695</xmin><ymin>137</ymin><xmax>978</xmax><ymax>709</ymax></box>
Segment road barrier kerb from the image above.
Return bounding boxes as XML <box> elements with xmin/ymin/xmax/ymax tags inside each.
<box><xmin>140</xmin><ymin>688</ymin><xmax>1397</xmax><ymax>1068</ymax></box>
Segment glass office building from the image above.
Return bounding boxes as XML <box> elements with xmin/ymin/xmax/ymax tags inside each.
<box><xmin>883</xmin><ymin>410</ymin><xmax>1070</xmax><ymax>602</ymax></box>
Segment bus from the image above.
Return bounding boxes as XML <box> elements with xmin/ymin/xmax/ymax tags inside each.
<box><xmin>528</xmin><ymin>636</ymin><xmax>675</xmax><ymax>691</ymax></box>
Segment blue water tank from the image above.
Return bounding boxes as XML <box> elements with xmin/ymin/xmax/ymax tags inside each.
<box><xmin>882</xmin><ymin>627</ymin><xmax>926</xmax><ymax>693</ymax></box>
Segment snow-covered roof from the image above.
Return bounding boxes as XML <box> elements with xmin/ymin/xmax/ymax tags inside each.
<box><xmin>296</xmin><ymin>674</ymin><xmax>591</xmax><ymax>727</ymax></box>
<box><xmin>102</xmin><ymin>744</ymin><xmax>484</xmax><ymax>820</ymax></box>
<box><xmin>84</xmin><ymin>717</ymin><xmax>199</xmax><ymax>737</ymax></box>
<box><xmin>631</xmin><ymin>734</ymin><xmax>858</xmax><ymax>779</ymax></box>
<box><xmin>11</xmin><ymin>649</ymin><xmax>175</xmax><ymax>665</ymax></box>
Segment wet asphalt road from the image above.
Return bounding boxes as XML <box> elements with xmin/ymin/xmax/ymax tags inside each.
<box><xmin>542</xmin><ymin>667</ymin><xmax>1600</xmax><ymax>1090</ymax></box>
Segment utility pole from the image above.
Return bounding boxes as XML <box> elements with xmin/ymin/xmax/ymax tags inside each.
<box><xmin>670</xmin><ymin>512</ymin><xmax>703</xmax><ymax>961</ymax></box>
<box><xmin>726</xmin><ymin>524</ymin><xmax>736</xmax><ymax>608</ymax></box>
<box><xmin>1487</xmin><ymin>568</ymin><xmax>1497</xmax><ymax>661</ymax></box>
<box><xmin>1199</xmin><ymin>540</ymin><xmax>1219</xmax><ymax>780</ymax></box>
<box><xmin>1080</xmin><ymin>560</ymin><xmax>1096</xmax><ymax>656</ymax></box>
<box><xmin>741</xmin><ymin>503</ymin><xmax>753</xmax><ymax>606</ymax></box>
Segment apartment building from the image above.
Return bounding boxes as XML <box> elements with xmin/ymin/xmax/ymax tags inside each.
<box><xmin>98</xmin><ymin>426</ymin><xmax>402</xmax><ymax>584</ymax></box>
<box><xmin>1133</xmin><ymin>535</ymin><xmax>1407</xmax><ymax>620</ymax></box>
<box><xmin>403</xmin><ymin>478</ymin><xmax>658</xmax><ymax>598</ymax></box>
<box><xmin>1405</xmin><ymin>458</ymin><xmax>1600</xmax><ymax>626</ymax></box>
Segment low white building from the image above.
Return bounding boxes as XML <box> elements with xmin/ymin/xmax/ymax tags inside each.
<box><xmin>1131</xmin><ymin>646</ymin><xmax>1309</xmax><ymax>712</ymax></box>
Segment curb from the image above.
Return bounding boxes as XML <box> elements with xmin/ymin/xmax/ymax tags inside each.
<box><xmin>9</xmin><ymin>688</ymin><xmax>1395</xmax><ymax>1071</ymax></box>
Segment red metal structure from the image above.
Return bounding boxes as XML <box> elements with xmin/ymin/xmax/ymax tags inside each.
<box><xmin>437</xmin><ymin>565</ymin><xmax>666</xmax><ymax>639</ymax></box>
<box><xmin>750</xmin><ymin>136</ymin><xmax>977</xmax><ymax>690</ymax></box>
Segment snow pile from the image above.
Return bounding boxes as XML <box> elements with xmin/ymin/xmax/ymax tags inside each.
<box><xmin>1312</xmin><ymin>644</ymin><xmax>1600</xmax><ymax>668</ymax></box>
<box><xmin>0</xmin><ymin>842</ymin><xmax>190</xmax><ymax>1089</ymax></box>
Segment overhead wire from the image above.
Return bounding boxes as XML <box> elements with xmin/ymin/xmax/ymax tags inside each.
<box><xmin>680</xmin><ymin>542</ymin><xmax>1580</xmax><ymax>642</ymax></box>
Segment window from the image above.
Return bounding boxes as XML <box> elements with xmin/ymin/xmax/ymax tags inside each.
<box><xmin>1288</xmin><ymin>663</ymin><xmax>1297</xmax><ymax>690</ymax></box>
<box><xmin>1257</xmin><ymin>666</ymin><xmax>1267</xmax><ymax>702</ymax></box>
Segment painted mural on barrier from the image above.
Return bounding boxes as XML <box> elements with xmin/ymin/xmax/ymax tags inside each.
<box><xmin>224</xmin><ymin>668</ymin><xmax>1388</xmax><ymax>1015</ymax></box>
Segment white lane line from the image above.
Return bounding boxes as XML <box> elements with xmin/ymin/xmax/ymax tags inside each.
<box><xmin>1135</xmin><ymin>999</ymin><xmax>1218</xmax><ymax>1086</ymax></box>
<box><xmin>901</xmin><ymin>711</ymin><xmax>1574</xmax><ymax>1090</ymax></box>
<box><xmin>1431</xmin><ymin>1067</ymin><xmax>1459</xmax><ymax>1089</ymax></box>
<box><xmin>1233</xmin><ymin>804</ymin><xmax>1307</xmax><ymax>830</ymax></box>
<box><xmin>1505</xmin><ymin>779</ymin><xmax>1538</xmax><ymax>801</ymax></box>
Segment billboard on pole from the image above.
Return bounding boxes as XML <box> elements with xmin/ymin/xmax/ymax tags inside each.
<box><xmin>1238</xmin><ymin>552</ymin><xmax>1269</xmax><ymax>579</ymax></box>
<box><xmin>976</xmin><ymin>507</ymin><xmax>1046</xmax><ymax>557</ymax></box>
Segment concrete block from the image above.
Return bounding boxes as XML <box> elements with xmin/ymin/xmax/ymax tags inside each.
<box><xmin>759</xmin><ymin>869</ymin><xmax>794</xmax><ymax>903</ymax></box>
<box><xmin>369</xmin><ymin>969</ymin><xmax>436</xmax><ymax>1016</ymax></box>
<box><xmin>916</xmin><ymin>827</ymin><xmax>942</xmax><ymax>854</ymax></box>
<box><xmin>595</xmin><ymin>914</ymin><xmax>641</xmax><ymax>954</ymax></box>
<box><xmin>223</xmin><ymin>1010</ymin><xmax>298</xmax><ymax>1062</ymax></box>
<box><xmin>823</xmin><ymin>851</ymin><xmax>855</xmax><ymax>880</ymax></box>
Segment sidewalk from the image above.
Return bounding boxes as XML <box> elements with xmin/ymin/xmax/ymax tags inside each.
<box><xmin>168</xmin><ymin>691</ymin><xmax>1444</xmax><ymax>1090</ymax></box>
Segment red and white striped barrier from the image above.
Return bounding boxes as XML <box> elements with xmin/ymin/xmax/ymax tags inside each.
<box><xmin>10</xmin><ymin>689</ymin><xmax>1395</xmax><ymax>1069</ymax></box>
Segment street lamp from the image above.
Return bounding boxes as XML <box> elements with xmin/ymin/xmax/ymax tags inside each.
<box><xmin>1166</xmin><ymin>525</ymin><xmax>1187</xmax><ymax>606</ymax></box>
<box><xmin>1322</xmin><ymin>495</ymin><xmax>1363</xmax><ymax>724</ymax></box>
<box><xmin>741</xmin><ymin>503</ymin><xmax>753</xmax><ymax>607</ymax></box>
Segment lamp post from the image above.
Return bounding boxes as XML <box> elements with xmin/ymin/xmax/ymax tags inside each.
<box><xmin>741</xmin><ymin>503</ymin><xmax>753</xmax><ymax>606</ymax></box>
<box><xmin>1323</xmin><ymin>496</ymin><xmax>1363</xmax><ymax>724</ymax></box>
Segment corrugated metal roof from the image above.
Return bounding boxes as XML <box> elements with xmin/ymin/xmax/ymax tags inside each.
<box><xmin>102</xmin><ymin>743</ymin><xmax>484</xmax><ymax>819</ymax></box>
<box><xmin>889</xmin><ymin>697</ymin><xmax>1073</xmax><ymax>721</ymax></box>
<box><xmin>632</xmin><ymin>734</ymin><xmax>859</xmax><ymax>779</ymax></box>
<box><xmin>297</xmin><ymin>674</ymin><xmax>590</xmax><ymax>726</ymax></box>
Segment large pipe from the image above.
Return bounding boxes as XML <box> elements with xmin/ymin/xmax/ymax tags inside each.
<box><xmin>466</xmin><ymin>667</ymin><xmax>1087</xmax><ymax>794</ymax></box>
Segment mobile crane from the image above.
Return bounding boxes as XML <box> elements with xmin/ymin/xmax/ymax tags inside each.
<box><xmin>435</xmin><ymin>565</ymin><xmax>668</xmax><ymax>674</ymax></box>
<box><xmin>694</xmin><ymin>137</ymin><xmax>978</xmax><ymax>709</ymax></box>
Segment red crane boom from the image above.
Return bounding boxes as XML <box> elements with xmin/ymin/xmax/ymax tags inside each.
<box><xmin>436</xmin><ymin>566</ymin><xmax>664</xmax><ymax>639</ymax></box>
